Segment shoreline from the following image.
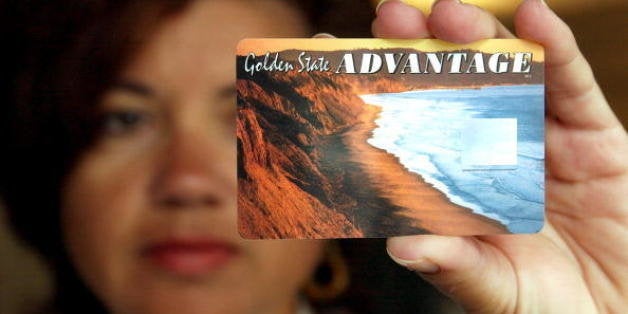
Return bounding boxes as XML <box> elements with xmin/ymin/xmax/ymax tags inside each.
<box><xmin>342</xmin><ymin>102</ymin><xmax>507</xmax><ymax>235</ymax></box>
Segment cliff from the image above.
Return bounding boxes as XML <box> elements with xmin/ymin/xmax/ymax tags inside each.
<box><xmin>237</xmin><ymin>73</ymin><xmax>366</xmax><ymax>238</ymax></box>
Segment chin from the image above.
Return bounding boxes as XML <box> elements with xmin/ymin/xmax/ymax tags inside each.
<box><xmin>114</xmin><ymin>286</ymin><xmax>256</xmax><ymax>314</ymax></box>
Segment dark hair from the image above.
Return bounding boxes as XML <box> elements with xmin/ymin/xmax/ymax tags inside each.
<box><xmin>0</xmin><ymin>1</ymin><xmax>198</xmax><ymax>312</ymax></box>
<box><xmin>0</xmin><ymin>0</ymin><xmax>374</xmax><ymax>313</ymax></box>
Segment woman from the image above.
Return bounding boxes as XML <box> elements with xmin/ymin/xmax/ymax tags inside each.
<box><xmin>2</xmin><ymin>1</ymin><xmax>340</xmax><ymax>313</ymax></box>
<box><xmin>2</xmin><ymin>0</ymin><xmax>626</xmax><ymax>313</ymax></box>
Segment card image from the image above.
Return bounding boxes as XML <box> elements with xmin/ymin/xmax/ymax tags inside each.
<box><xmin>236</xmin><ymin>39</ymin><xmax>545</xmax><ymax>239</ymax></box>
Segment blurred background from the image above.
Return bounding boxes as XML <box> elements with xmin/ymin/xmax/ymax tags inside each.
<box><xmin>1</xmin><ymin>0</ymin><xmax>626</xmax><ymax>313</ymax></box>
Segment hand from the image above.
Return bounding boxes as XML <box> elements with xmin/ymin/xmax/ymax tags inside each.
<box><xmin>375</xmin><ymin>0</ymin><xmax>628</xmax><ymax>312</ymax></box>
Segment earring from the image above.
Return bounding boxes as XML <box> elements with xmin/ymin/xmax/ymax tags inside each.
<box><xmin>304</xmin><ymin>242</ymin><xmax>349</xmax><ymax>301</ymax></box>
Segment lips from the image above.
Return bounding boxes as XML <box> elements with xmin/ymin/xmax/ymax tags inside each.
<box><xmin>144</xmin><ymin>238</ymin><xmax>238</xmax><ymax>277</ymax></box>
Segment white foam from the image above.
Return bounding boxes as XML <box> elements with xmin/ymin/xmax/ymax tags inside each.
<box><xmin>360</xmin><ymin>93</ymin><xmax>508</xmax><ymax>224</ymax></box>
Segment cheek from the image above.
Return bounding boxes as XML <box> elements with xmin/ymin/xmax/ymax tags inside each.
<box><xmin>61</xmin><ymin>149</ymin><xmax>153</xmax><ymax>301</ymax></box>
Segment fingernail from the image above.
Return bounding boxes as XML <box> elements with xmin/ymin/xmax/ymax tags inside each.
<box><xmin>431</xmin><ymin>0</ymin><xmax>462</xmax><ymax>11</ymax></box>
<box><xmin>411</xmin><ymin>258</ymin><xmax>440</xmax><ymax>274</ymax></box>
<box><xmin>387</xmin><ymin>249</ymin><xmax>440</xmax><ymax>274</ymax></box>
<box><xmin>375</xmin><ymin>0</ymin><xmax>389</xmax><ymax>14</ymax></box>
<box><xmin>313</xmin><ymin>32</ymin><xmax>335</xmax><ymax>38</ymax></box>
<box><xmin>376</xmin><ymin>0</ymin><xmax>407</xmax><ymax>15</ymax></box>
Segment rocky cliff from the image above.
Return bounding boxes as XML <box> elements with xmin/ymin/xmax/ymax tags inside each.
<box><xmin>237</xmin><ymin>72</ymin><xmax>368</xmax><ymax>238</ymax></box>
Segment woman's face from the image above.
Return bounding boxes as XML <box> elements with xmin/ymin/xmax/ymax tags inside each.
<box><xmin>62</xmin><ymin>1</ymin><xmax>325</xmax><ymax>314</ymax></box>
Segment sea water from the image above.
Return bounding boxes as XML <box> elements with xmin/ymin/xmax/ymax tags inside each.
<box><xmin>360</xmin><ymin>85</ymin><xmax>544</xmax><ymax>233</ymax></box>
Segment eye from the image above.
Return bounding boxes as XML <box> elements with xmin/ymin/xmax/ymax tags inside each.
<box><xmin>100</xmin><ymin>110</ymin><xmax>149</xmax><ymax>136</ymax></box>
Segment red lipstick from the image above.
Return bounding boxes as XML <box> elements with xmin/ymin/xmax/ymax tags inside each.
<box><xmin>144</xmin><ymin>238</ymin><xmax>238</xmax><ymax>276</ymax></box>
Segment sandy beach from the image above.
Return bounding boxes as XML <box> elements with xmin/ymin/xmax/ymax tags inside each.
<box><xmin>341</xmin><ymin>102</ymin><xmax>507</xmax><ymax>235</ymax></box>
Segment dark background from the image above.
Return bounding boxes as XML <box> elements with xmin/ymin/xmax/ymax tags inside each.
<box><xmin>1</xmin><ymin>1</ymin><xmax>626</xmax><ymax>313</ymax></box>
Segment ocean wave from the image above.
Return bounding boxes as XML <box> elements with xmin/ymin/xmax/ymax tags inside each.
<box><xmin>360</xmin><ymin>85</ymin><xmax>545</xmax><ymax>233</ymax></box>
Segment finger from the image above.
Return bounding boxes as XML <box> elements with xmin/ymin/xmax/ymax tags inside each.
<box><xmin>312</xmin><ymin>33</ymin><xmax>336</xmax><ymax>39</ymax></box>
<box><xmin>428</xmin><ymin>0</ymin><xmax>515</xmax><ymax>42</ymax></box>
<box><xmin>387</xmin><ymin>235</ymin><xmax>517</xmax><ymax>312</ymax></box>
<box><xmin>546</xmin><ymin>119</ymin><xmax>628</xmax><ymax>181</ymax></box>
<box><xmin>372</xmin><ymin>0</ymin><xmax>431</xmax><ymax>38</ymax></box>
<box><xmin>514</xmin><ymin>0</ymin><xmax>621</xmax><ymax>129</ymax></box>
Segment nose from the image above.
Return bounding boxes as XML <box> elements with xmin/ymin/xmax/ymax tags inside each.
<box><xmin>152</xmin><ymin>122</ymin><xmax>235</xmax><ymax>210</ymax></box>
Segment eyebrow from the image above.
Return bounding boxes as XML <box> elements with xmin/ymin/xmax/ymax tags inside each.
<box><xmin>111</xmin><ymin>80</ymin><xmax>156</xmax><ymax>98</ymax></box>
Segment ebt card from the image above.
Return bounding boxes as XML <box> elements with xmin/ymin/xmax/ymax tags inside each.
<box><xmin>236</xmin><ymin>39</ymin><xmax>545</xmax><ymax>239</ymax></box>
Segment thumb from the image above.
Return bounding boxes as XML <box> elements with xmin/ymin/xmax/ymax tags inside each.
<box><xmin>387</xmin><ymin>235</ymin><xmax>517</xmax><ymax>313</ymax></box>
